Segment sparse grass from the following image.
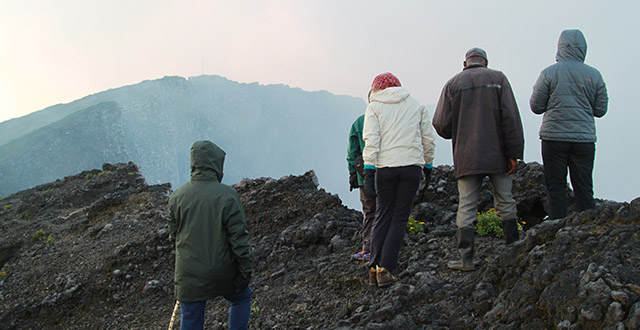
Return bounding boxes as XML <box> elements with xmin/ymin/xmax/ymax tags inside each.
<box><xmin>251</xmin><ymin>300</ymin><xmax>260</xmax><ymax>313</ymax></box>
<box><xmin>46</xmin><ymin>234</ymin><xmax>55</xmax><ymax>244</ymax></box>
<box><xmin>45</xmin><ymin>189</ymin><xmax>52</xmax><ymax>196</ymax></box>
<box><xmin>33</xmin><ymin>229</ymin><xmax>47</xmax><ymax>241</ymax></box>
<box><xmin>476</xmin><ymin>208</ymin><xmax>503</xmax><ymax>238</ymax></box>
<box><xmin>475</xmin><ymin>209</ymin><xmax>525</xmax><ymax>237</ymax></box>
<box><xmin>0</xmin><ymin>196</ymin><xmax>6</xmax><ymax>202</ymax></box>
<box><xmin>19</xmin><ymin>210</ymin><xmax>31</xmax><ymax>220</ymax></box>
<box><xmin>2</xmin><ymin>204</ymin><xmax>11</xmax><ymax>211</ymax></box>
<box><xmin>0</xmin><ymin>271</ymin><xmax>7</xmax><ymax>277</ymax></box>
<box><xmin>86</xmin><ymin>170</ymin><xmax>112</xmax><ymax>180</ymax></box>
<box><xmin>406</xmin><ymin>216</ymin><xmax>425</xmax><ymax>235</ymax></box>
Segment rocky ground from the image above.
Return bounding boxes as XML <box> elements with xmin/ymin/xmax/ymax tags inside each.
<box><xmin>0</xmin><ymin>161</ymin><xmax>638</xmax><ymax>329</ymax></box>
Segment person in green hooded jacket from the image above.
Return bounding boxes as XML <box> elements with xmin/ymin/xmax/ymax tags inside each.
<box><xmin>168</xmin><ymin>140</ymin><xmax>252</xmax><ymax>330</ymax></box>
<box><xmin>346</xmin><ymin>91</ymin><xmax>376</xmax><ymax>262</ymax></box>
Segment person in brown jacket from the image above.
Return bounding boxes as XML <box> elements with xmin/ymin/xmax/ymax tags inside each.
<box><xmin>433</xmin><ymin>47</ymin><xmax>525</xmax><ymax>271</ymax></box>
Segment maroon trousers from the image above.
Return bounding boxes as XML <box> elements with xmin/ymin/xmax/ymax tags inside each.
<box><xmin>359</xmin><ymin>188</ymin><xmax>376</xmax><ymax>251</ymax></box>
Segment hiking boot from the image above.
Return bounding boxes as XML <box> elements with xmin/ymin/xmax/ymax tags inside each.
<box><xmin>353</xmin><ymin>250</ymin><xmax>370</xmax><ymax>261</ymax></box>
<box><xmin>503</xmin><ymin>219</ymin><xmax>520</xmax><ymax>245</ymax></box>
<box><xmin>447</xmin><ymin>259</ymin><xmax>476</xmax><ymax>271</ymax></box>
<box><xmin>369</xmin><ymin>267</ymin><xmax>377</xmax><ymax>286</ymax></box>
<box><xmin>376</xmin><ymin>265</ymin><xmax>398</xmax><ymax>287</ymax></box>
<box><xmin>447</xmin><ymin>226</ymin><xmax>476</xmax><ymax>271</ymax></box>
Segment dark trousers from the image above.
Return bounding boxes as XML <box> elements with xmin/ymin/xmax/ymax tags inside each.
<box><xmin>369</xmin><ymin>165</ymin><xmax>421</xmax><ymax>271</ymax></box>
<box><xmin>359</xmin><ymin>188</ymin><xmax>376</xmax><ymax>251</ymax></box>
<box><xmin>542</xmin><ymin>140</ymin><xmax>596</xmax><ymax>219</ymax></box>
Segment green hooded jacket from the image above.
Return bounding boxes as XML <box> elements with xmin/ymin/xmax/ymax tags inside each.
<box><xmin>347</xmin><ymin>114</ymin><xmax>366</xmax><ymax>186</ymax></box>
<box><xmin>168</xmin><ymin>140</ymin><xmax>252</xmax><ymax>302</ymax></box>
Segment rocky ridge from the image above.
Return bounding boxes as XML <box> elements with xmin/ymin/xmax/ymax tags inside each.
<box><xmin>0</xmin><ymin>161</ymin><xmax>638</xmax><ymax>329</ymax></box>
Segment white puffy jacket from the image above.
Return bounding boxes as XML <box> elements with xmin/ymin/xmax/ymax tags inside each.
<box><xmin>363</xmin><ymin>87</ymin><xmax>436</xmax><ymax>168</ymax></box>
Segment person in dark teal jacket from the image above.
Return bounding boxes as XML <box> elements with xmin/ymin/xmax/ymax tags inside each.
<box><xmin>168</xmin><ymin>140</ymin><xmax>252</xmax><ymax>330</ymax></box>
<box><xmin>347</xmin><ymin>96</ymin><xmax>376</xmax><ymax>261</ymax></box>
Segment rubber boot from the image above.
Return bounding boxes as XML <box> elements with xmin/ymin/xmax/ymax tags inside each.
<box><xmin>503</xmin><ymin>219</ymin><xmax>520</xmax><ymax>245</ymax></box>
<box><xmin>447</xmin><ymin>227</ymin><xmax>475</xmax><ymax>271</ymax></box>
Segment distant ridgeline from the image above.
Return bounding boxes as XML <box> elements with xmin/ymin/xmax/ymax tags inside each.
<box><xmin>0</xmin><ymin>75</ymin><xmax>365</xmax><ymax>197</ymax></box>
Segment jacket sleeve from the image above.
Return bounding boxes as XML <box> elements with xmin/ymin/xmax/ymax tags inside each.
<box><xmin>362</xmin><ymin>104</ymin><xmax>379</xmax><ymax>167</ymax></box>
<box><xmin>420</xmin><ymin>105</ymin><xmax>436</xmax><ymax>165</ymax></box>
<box><xmin>593</xmin><ymin>75</ymin><xmax>608</xmax><ymax>118</ymax></box>
<box><xmin>530</xmin><ymin>72</ymin><xmax>550</xmax><ymax>114</ymax></box>
<box><xmin>167</xmin><ymin>195</ymin><xmax>178</xmax><ymax>241</ymax></box>
<box><xmin>500</xmin><ymin>75</ymin><xmax>525</xmax><ymax>160</ymax></box>
<box><xmin>346</xmin><ymin>121</ymin><xmax>360</xmax><ymax>173</ymax></box>
<box><xmin>223</xmin><ymin>192</ymin><xmax>253</xmax><ymax>275</ymax></box>
<box><xmin>432</xmin><ymin>84</ymin><xmax>453</xmax><ymax>140</ymax></box>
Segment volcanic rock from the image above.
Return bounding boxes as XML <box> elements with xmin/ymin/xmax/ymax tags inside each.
<box><xmin>0</xmin><ymin>162</ymin><xmax>638</xmax><ymax>329</ymax></box>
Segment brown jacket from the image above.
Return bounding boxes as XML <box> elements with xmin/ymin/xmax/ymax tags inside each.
<box><xmin>433</xmin><ymin>64</ymin><xmax>524</xmax><ymax>178</ymax></box>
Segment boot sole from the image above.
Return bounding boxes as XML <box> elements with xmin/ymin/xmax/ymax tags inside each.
<box><xmin>447</xmin><ymin>265</ymin><xmax>475</xmax><ymax>271</ymax></box>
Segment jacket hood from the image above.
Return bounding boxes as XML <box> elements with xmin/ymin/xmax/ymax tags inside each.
<box><xmin>370</xmin><ymin>87</ymin><xmax>410</xmax><ymax>104</ymax></box>
<box><xmin>190</xmin><ymin>140</ymin><xmax>225</xmax><ymax>182</ymax></box>
<box><xmin>556</xmin><ymin>29</ymin><xmax>587</xmax><ymax>62</ymax></box>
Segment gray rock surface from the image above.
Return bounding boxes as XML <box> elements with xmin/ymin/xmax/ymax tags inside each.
<box><xmin>0</xmin><ymin>161</ymin><xmax>638</xmax><ymax>329</ymax></box>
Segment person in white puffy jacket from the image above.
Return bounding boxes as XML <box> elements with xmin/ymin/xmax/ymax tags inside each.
<box><xmin>362</xmin><ymin>72</ymin><xmax>436</xmax><ymax>287</ymax></box>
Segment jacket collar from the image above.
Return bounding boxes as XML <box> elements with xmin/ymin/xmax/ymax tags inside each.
<box><xmin>370</xmin><ymin>87</ymin><xmax>410</xmax><ymax>104</ymax></box>
<box><xmin>463</xmin><ymin>63</ymin><xmax>486</xmax><ymax>70</ymax></box>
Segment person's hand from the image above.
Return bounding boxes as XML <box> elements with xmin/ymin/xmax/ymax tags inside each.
<box><xmin>422</xmin><ymin>167</ymin><xmax>432</xmax><ymax>185</ymax></box>
<box><xmin>507</xmin><ymin>159</ymin><xmax>517</xmax><ymax>176</ymax></box>
<box><xmin>234</xmin><ymin>272</ymin><xmax>251</xmax><ymax>292</ymax></box>
<box><xmin>349</xmin><ymin>172</ymin><xmax>359</xmax><ymax>191</ymax></box>
<box><xmin>363</xmin><ymin>169</ymin><xmax>376</xmax><ymax>198</ymax></box>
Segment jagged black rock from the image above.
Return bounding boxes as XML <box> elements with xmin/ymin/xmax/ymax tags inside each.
<box><xmin>0</xmin><ymin>162</ymin><xmax>638</xmax><ymax>329</ymax></box>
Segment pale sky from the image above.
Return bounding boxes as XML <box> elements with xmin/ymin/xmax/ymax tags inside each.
<box><xmin>1</xmin><ymin>0</ymin><xmax>639</xmax><ymax>202</ymax></box>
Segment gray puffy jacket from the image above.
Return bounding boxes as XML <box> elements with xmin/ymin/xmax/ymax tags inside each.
<box><xmin>530</xmin><ymin>29</ymin><xmax>608</xmax><ymax>142</ymax></box>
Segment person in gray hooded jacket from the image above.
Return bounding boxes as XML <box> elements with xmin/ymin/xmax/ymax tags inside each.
<box><xmin>530</xmin><ymin>29</ymin><xmax>608</xmax><ymax>219</ymax></box>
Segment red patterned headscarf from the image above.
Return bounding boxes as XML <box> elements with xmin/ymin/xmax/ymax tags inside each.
<box><xmin>371</xmin><ymin>72</ymin><xmax>401</xmax><ymax>91</ymax></box>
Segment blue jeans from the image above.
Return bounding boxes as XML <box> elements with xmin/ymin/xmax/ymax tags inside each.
<box><xmin>180</xmin><ymin>286</ymin><xmax>253</xmax><ymax>330</ymax></box>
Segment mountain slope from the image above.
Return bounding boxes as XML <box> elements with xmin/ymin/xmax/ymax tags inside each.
<box><xmin>0</xmin><ymin>75</ymin><xmax>365</xmax><ymax>199</ymax></box>
<box><xmin>0</xmin><ymin>102</ymin><xmax>131</xmax><ymax>196</ymax></box>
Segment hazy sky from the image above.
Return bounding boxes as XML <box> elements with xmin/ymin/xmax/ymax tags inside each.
<box><xmin>1</xmin><ymin>0</ymin><xmax>638</xmax><ymax>202</ymax></box>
